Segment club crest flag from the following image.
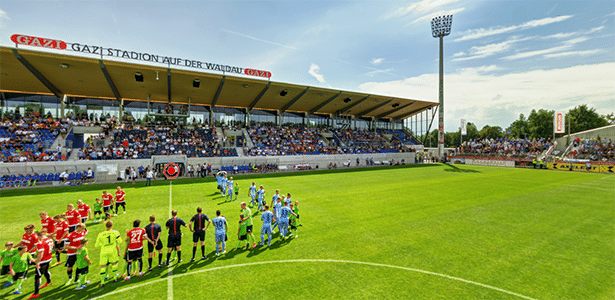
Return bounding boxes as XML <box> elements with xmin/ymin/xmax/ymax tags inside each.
<box><xmin>554</xmin><ymin>112</ymin><xmax>565</xmax><ymax>133</ymax></box>
<box><xmin>461</xmin><ymin>119</ymin><xmax>467</xmax><ymax>136</ymax></box>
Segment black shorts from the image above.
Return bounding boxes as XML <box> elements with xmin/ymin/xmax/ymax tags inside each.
<box><xmin>128</xmin><ymin>249</ymin><xmax>143</xmax><ymax>261</ymax></box>
<box><xmin>290</xmin><ymin>224</ymin><xmax>297</xmax><ymax>230</ymax></box>
<box><xmin>1</xmin><ymin>265</ymin><xmax>9</xmax><ymax>276</ymax></box>
<box><xmin>115</xmin><ymin>202</ymin><xmax>125</xmax><ymax>209</ymax></box>
<box><xmin>66</xmin><ymin>255</ymin><xmax>77</xmax><ymax>268</ymax></box>
<box><xmin>167</xmin><ymin>235</ymin><xmax>182</xmax><ymax>248</ymax></box>
<box><xmin>81</xmin><ymin>217</ymin><xmax>88</xmax><ymax>223</ymax></box>
<box><xmin>94</xmin><ymin>211</ymin><xmax>102</xmax><ymax>216</ymax></box>
<box><xmin>246</xmin><ymin>225</ymin><xmax>253</xmax><ymax>233</ymax></box>
<box><xmin>12</xmin><ymin>271</ymin><xmax>26</xmax><ymax>281</ymax></box>
<box><xmin>239</xmin><ymin>234</ymin><xmax>247</xmax><ymax>241</ymax></box>
<box><xmin>68</xmin><ymin>225</ymin><xmax>77</xmax><ymax>233</ymax></box>
<box><xmin>35</xmin><ymin>262</ymin><xmax>50</xmax><ymax>277</ymax></box>
<box><xmin>103</xmin><ymin>206</ymin><xmax>111</xmax><ymax>213</ymax></box>
<box><xmin>147</xmin><ymin>240</ymin><xmax>163</xmax><ymax>253</ymax></box>
<box><xmin>76</xmin><ymin>266</ymin><xmax>89</xmax><ymax>275</ymax></box>
<box><xmin>54</xmin><ymin>240</ymin><xmax>65</xmax><ymax>250</ymax></box>
<box><xmin>193</xmin><ymin>231</ymin><xmax>205</xmax><ymax>243</ymax></box>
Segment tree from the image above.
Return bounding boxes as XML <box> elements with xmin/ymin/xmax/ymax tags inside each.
<box><xmin>568</xmin><ymin>104</ymin><xmax>610</xmax><ymax>133</ymax></box>
<box><xmin>528</xmin><ymin>109</ymin><xmax>554</xmax><ymax>139</ymax></box>
<box><xmin>506</xmin><ymin>113</ymin><xmax>529</xmax><ymax>139</ymax></box>
<box><xmin>604</xmin><ymin>113</ymin><xmax>615</xmax><ymax>125</ymax></box>
<box><xmin>478</xmin><ymin>125</ymin><xmax>503</xmax><ymax>140</ymax></box>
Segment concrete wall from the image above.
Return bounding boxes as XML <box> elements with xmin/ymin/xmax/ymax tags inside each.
<box><xmin>555</xmin><ymin>124</ymin><xmax>615</xmax><ymax>152</ymax></box>
<box><xmin>0</xmin><ymin>152</ymin><xmax>416</xmax><ymax>183</ymax></box>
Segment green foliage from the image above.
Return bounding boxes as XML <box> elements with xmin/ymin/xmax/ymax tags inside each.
<box><xmin>527</xmin><ymin>109</ymin><xmax>554</xmax><ymax>139</ymax></box>
<box><xmin>478</xmin><ymin>125</ymin><xmax>503</xmax><ymax>139</ymax></box>
<box><xmin>568</xmin><ymin>104</ymin><xmax>610</xmax><ymax>133</ymax></box>
<box><xmin>506</xmin><ymin>113</ymin><xmax>529</xmax><ymax>138</ymax></box>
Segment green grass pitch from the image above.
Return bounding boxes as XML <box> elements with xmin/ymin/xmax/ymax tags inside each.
<box><xmin>0</xmin><ymin>164</ymin><xmax>613</xmax><ymax>299</ymax></box>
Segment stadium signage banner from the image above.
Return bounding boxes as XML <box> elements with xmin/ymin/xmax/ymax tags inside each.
<box><xmin>554</xmin><ymin>112</ymin><xmax>565</xmax><ymax>133</ymax></box>
<box><xmin>10</xmin><ymin>34</ymin><xmax>272</xmax><ymax>79</ymax></box>
<box><xmin>465</xmin><ymin>159</ymin><xmax>514</xmax><ymax>168</ymax></box>
<box><xmin>547</xmin><ymin>162</ymin><xmax>614</xmax><ymax>174</ymax></box>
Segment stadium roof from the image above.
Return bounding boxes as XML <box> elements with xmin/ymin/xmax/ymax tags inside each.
<box><xmin>0</xmin><ymin>46</ymin><xmax>437</xmax><ymax>120</ymax></box>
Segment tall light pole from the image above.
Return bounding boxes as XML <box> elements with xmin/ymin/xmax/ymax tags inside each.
<box><xmin>431</xmin><ymin>15</ymin><xmax>453</xmax><ymax>161</ymax></box>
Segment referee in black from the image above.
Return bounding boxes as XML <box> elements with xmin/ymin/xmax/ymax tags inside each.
<box><xmin>189</xmin><ymin>207</ymin><xmax>211</xmax><ymax>261</ymax></box>
<box><xmin>145</xmin><ymin>215</ymin><xmax>163</xmax><ymax>270</ymax></box>
<box><xmin>165</xmin><ymin>210</ymin><xmax>187</xmax><ymax>265</ymax></box>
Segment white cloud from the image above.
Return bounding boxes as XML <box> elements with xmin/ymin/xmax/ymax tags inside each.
<box><xmin>453</xmin><ymin>37</ymin><xmax>533</xmax><ymax>61</ymax></box>
<box><xmin>308</xmin><ymin>63</ymin><xmax>326</xmax><ymax>83</ymax></box>
<box><xmin>453</xmin><ymin>51</ymin><xmax>465</xmax><ymax>57</ymax></box>
<box><xmin>543</xmin><ymin>49</ymin><xmax>606</xmax><ymax>58</ymax></box>
<box><xmin>411</xmin><ymin>7</ymin><xmax>465</xmax><ymax>24</ymax></box>
<box><xmin>543</xmin><ymin>25</ymin><xmax>604</xmax><ymax>39</ymax></box>
<box><xmin>502</xmin><ymin>36</ymin><xmax>589</xmax><ymax>60</ymax></box>
<box><xmin>371</xmin><ymin>58</ymin><xmax>385</xmax><ymax>65</ymax></box>
<box><xmin>359</xmin><ymin>62</ymin><xmax>615</xmax><ymax>131</ymax></box>
<box><xmin>221</xmin><ymin>29</ymin><xmax>298</xmax><ymax>50</ymax></box>
<box><xmin>387</xmin><ymin>0</ymin><xmax>460</xmax><ymax>19</ymax></box>
<box><xmin>364</xmin><ymin>68</ymin><xmax>395</xmax><ymax>77</ymax></box>
<box><xmin>455</xmin><ymin>15</ymin><xmax>573</xmax><ymax>42</ymax></box>
<box><xmin>0</xmin><ymin>9</ymin><xmax>10</xmax><ymax>28</ymax></box>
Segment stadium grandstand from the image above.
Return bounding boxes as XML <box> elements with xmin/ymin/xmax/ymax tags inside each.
<box><xmin>0</xmin><ymin>45</ymin><xmax>438</xmax><ymax>187</ymax></box>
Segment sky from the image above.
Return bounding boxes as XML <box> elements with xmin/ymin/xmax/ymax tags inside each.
<box><xmin>0</xmin><ymin>0</ymin><xmax>613</xmax><ymax>131</ymax></box>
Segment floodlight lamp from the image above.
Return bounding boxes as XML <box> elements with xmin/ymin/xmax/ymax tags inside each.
<box><xmin>431</xmin><ymin>15</ymin><xmax>453</xmax><ymax>38</ymax></box>
<box><xmin>59</xmin><ymin>63</ymin><xmax>69</xmax><ymax>68</ymax></box>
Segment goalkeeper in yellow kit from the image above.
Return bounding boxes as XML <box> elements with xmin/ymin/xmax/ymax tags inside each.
<box><xmin>95</xmin><ymin>221</ymin><xmax>121</xmax><ymax>287</ymax></box>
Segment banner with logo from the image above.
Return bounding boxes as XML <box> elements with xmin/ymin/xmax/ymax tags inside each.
<box><xmin>554</xmin><ymin>112</ymin><xmax>565</xmax><ymax>133</ymax></box>
<box><xmin>547</xmin><ymin>162</ymin><xmax>615</xmax><ymax>174</ymax></box>
<box><xmin>460</xmin><ymin>119</ymin><xmax>467</xmax><ymax>136</ymax></box>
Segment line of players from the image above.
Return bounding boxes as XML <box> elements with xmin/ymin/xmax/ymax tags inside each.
<box><xmin>0</xmin><ymin>186</ymin><xmax>127</xmax><ymax>298</ymax></box>
<box><xmin>0</xmin><ymin>182</ymin><xmax>302</xmax><ymax>298</ymax></box>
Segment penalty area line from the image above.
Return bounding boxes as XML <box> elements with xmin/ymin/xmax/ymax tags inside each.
<box><xmin>88</xmin><ymin>259</ymin><xmax>539</xmax><ymax>300</ymax></box>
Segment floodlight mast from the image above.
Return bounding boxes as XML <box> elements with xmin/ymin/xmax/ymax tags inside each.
<box><xmin>431</xmin><ymin>15</ymin><xmax>452</xmax><ymax>162</ymax></box>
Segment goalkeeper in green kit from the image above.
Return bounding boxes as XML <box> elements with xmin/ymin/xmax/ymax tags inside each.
<box><xmin>95</xmin><ymin>221</ymin><xmax>121</xmax><ymax>287</ymax></box>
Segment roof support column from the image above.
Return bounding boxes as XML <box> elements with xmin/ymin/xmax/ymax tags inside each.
<box><xmin>245</xmin><ymin>108</ymin><xmax>250</xmax><ymax>125</ymax></box>
<box><xmin>60</xmin><ymin>95</ymin><xmax>66</xmax><ymax>118</ymax></box>
<box><xmin>276</xmin><ymin>110</ymin><xmax>281</xmax><ymax>126</ymax></box>
<box><xmin>119</xmin><ymin>99</ymin><xmax>124</xmax><ymax>121</ymax></box>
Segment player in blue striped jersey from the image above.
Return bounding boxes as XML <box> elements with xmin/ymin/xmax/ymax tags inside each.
<box><xmin>221</xmin><ymin>175</ymin><xmax>228</xmax><ymax>197</ymax></box>
<box><xmin>272</xmin><ymin>196</ymin><xmax>283</xmax><ymax>234</ymax></box>
<box><xmin>256</xmin><ymin>185</ymin><xmax>265</xmax><ymax>212</ymax></box>
<box><xmin>248</xmin><ymin>182</ymin><xmax>257</xmax><ymax>208</ymax></box>
<box><xmin>260</xmin><ymin>205</ymin><xmax>274</xmax><ymax>247</ymax></box>
<box><xmin>279</xmin><ymin>205</ymin><xmax>297</xmax><ymax>239</ymax></box>
<box><xmin>212</xmin><ymin>210</ymin><xmax>227</xmax><ymax>256</ymax></box>
<box><xmin>226</xmin><ymin>177</ymin><xmax>234</xmax><ymax>201</ymax></box>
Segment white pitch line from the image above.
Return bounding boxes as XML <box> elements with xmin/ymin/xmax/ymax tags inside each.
<box><xmin>167</xmin><ymin>181</ymin><xmax>173</xmax><ymax>300</ymax></box>
<box><xmin>88</xmin><ymin>259</ymin><xmax>539</xmax><ymax>300</ymax></box>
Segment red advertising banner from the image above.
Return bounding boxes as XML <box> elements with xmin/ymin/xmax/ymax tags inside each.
<box><xmin>11</xmin><ymin>34</ymin><xmax>67</xmax><ymax>50</ymax></box>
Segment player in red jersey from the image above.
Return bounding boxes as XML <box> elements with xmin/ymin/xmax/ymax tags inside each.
<box><xmin>65</xmin><ymin>204</ymin><xmax>81</xmax><ymax>233</ymax></box>
<box><xmin>28</xmin><ymin>231</ymin><xmax>53</xmax><ymax>299</ymax></box>
<box><xmin>123</xmin><ymin>220</ymin><xmax>147</xmax><ymax>280</ymax></box>
<box><xmin>114</xmin><ymin>186</ymin><xmax>126</xmax><ymax>216</ymax></box>
<box><xmin>39</xmin><ymin>212</ymin><xmax>55</xmax><ymax>239</ymax></box>
<box><xmin>101</xmin><ymin>191</ymin><xmax>114</xmax><ymax>220</ymax></box>
<box><xmin>52</xmin><ymin>215</ymin><xmax>69</xmax><ymax>266</ymax></box>
<box><xmin>17</xmin><ymin>224</ymin><xmax>38</xmax><ymax>257</ymax></box>
<box><xmin>64</xmin><ymin>224</ymin><xmax>87</xmax><ymax>286</ymax></box>
<box><xmin>76</xmin><ymin>200</ymin><xmax>91</xmax><ymax>224</ymax></box>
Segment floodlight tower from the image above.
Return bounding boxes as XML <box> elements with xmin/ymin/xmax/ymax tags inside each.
<box><xmin>431</xmin><ymin>15</ymin><xmax>452</xmax><ymax>161</ymax></box>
